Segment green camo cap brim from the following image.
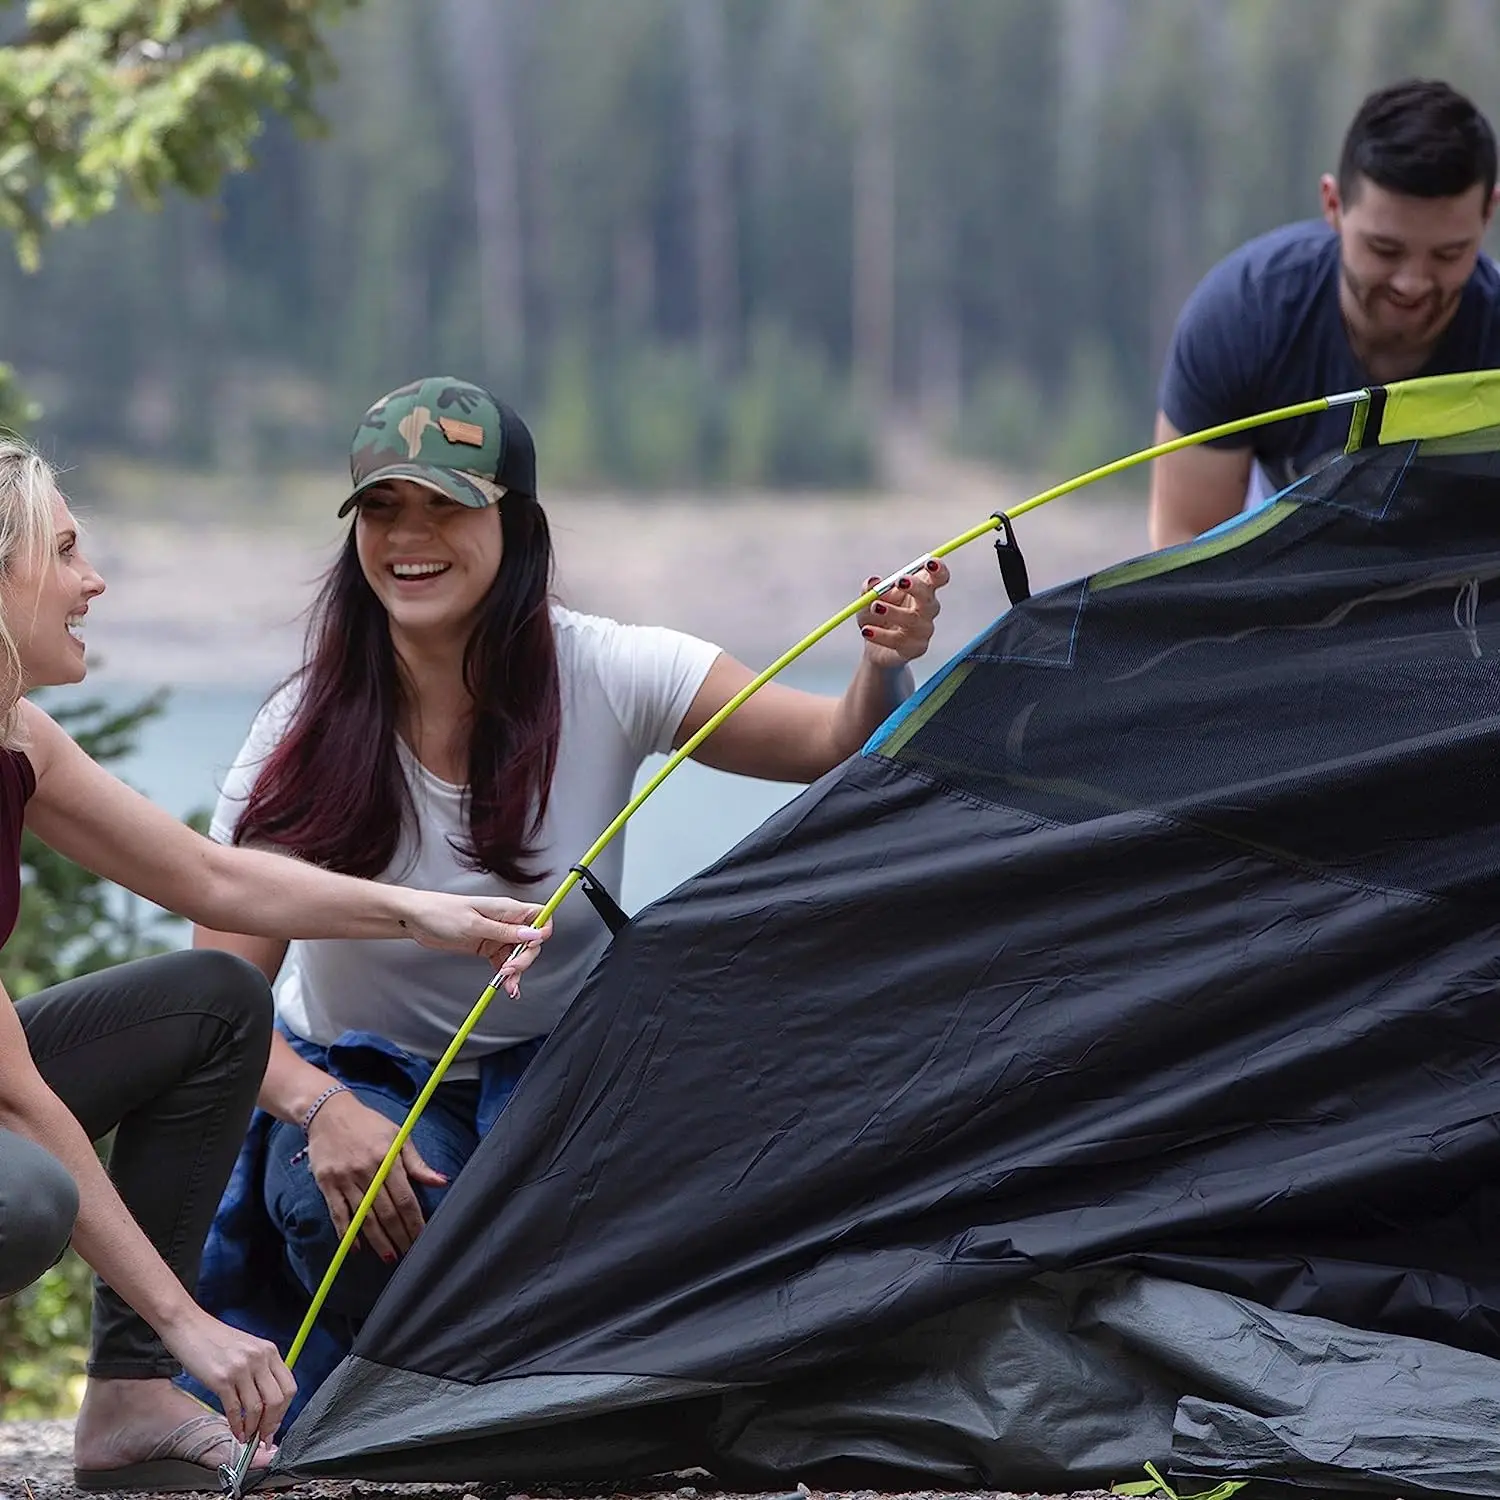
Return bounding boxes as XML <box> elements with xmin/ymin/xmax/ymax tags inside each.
<box><xmin>337</xmin><ymin>463</ymin><xmax>504</xmax><ymax>516</ymax></box>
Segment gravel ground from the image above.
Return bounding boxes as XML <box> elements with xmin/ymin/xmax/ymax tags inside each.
<box><xmin>0</xmin><ymin>1420</ymin><xmax>1112</xmax><ymax>1500</ymax></box>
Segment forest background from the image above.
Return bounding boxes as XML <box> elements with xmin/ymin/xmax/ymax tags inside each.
<box><xmin>10</xmin><ymin>0</ymin><xmax>1500</xmax><ymax>492</ymax></box>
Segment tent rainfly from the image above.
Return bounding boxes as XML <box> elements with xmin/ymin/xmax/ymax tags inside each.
<box><xmin>277</xmin><ymin>372</ymin><xmax>1500</xmax><ymax>1497</ymax></box>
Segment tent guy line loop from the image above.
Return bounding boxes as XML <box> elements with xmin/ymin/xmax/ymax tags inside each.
<box><xmin>221</xmin><ymin>380</ymin><xmax>1371</xmax><ymax>1499</ymax></box>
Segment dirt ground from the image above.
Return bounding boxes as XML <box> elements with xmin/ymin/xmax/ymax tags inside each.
<box><xmin>0</xmin><ymin>1419</ymin><xmax>1114</xmax><ymax>1500</ymax></box>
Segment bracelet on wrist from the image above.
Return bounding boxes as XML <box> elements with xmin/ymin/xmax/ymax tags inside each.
<box><xmin>288</xmin><ymin>1082</ymin><xmax>350</xmax><ymax>1166</ymax></box>
<box><xmin>301</xmin><ymin>1082</ymin><xmax>350</xmax><ymax>1134</ymax></box>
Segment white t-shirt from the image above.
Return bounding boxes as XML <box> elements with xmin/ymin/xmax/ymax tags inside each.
<box><xmin>211</xmin><ymin>606</ymin><xmax>721</xmax><ymax>1069</ymax></box>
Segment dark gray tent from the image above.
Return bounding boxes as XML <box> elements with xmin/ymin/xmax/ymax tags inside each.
<box><xmin>278</xmin><ymin>376</ymin><xmax>1500</xmax><ymax>1496</ymax></box>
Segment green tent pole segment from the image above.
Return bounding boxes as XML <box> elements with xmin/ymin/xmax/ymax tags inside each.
<box><xmin>258</xmin><ymin>387</ymin><xmax>1367</xmax><ymax>1388</ymax></box>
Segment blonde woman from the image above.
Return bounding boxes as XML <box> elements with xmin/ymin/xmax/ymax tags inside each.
<box><xmin>0</xmin><ymin>441</ymin><xmax>550</xmax><ymax>1492</ymax></box>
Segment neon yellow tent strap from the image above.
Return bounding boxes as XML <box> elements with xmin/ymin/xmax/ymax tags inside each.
<box><xmin>271</xmin><ymin>387</ymin><xmax>1365</xmax><ymax>1384</ymax></box>
<box><xmin>1366</xmin><ymin>366</ymin><xmax>1500</xmax><ymax>447</ymax></box>
<box><xmin>1112</xmin><ymin>1459</ymin><xmax>1248</xmax><ymax>1500</ymax></box>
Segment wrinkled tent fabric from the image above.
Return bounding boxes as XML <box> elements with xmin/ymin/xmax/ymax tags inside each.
<box><xmin>278</xmin><ymin>423</ymin><xmax>1500</xmax><ymax>1495</ymax></box>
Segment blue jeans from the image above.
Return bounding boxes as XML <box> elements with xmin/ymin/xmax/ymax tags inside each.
<box><xmin>185</xmin><ymin>1028</ymin><xmax>541</xmax><ymax>1431</ymax></box>
<box><xmin>263</xmin><ymin>1076</ymin><xmax>482</xmax><ymax>1322</ymax></box>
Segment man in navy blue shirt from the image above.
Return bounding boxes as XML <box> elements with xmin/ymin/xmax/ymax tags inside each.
<box><xmin>1149</xmin><ymin>79</ymin><xmax>1500</xmax><ymax>549</ymax></box>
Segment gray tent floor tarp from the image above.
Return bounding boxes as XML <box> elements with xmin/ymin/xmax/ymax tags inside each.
<box><xmin>283</xmin><ymin>1270</ymin><xmax>1500</xmax><ymax>1495</ymax></box>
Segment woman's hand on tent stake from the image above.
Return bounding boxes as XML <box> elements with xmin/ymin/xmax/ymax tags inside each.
<box><xmin>306</xmin><ymin>1090</ymin><xmax>443</xmax><ymax>1260</ymax></box>
<box><xmin>857</xmin><ymin>558</ymin><xmax>947</xmax><ymax>669</ymax></box>
<box><xmin>157</xmin><ymin>1304</ymin><xmax>296</xmax><ymax>1447</ymax></box>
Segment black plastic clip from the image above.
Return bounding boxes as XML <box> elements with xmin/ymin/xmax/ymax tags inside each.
<box><xmin>570</xmin><ymin>864</ymin><xmax>629</xmax><ymax>936</ymax></box>
<box><xmin>992</xmin><ymin>513</ymin><xmax>1031</xmax><ymax>606</ymax></box>
<box><xmin>1358</xmin><ymin>384</ymin><xmax>1389</xmax><ymax>448</ymax></box>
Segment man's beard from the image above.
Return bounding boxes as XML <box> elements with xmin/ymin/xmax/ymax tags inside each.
<box><xmin>1341</xmin><ymin>259</ymin><xmax>1462</xmax><ymax>358</ymax></box>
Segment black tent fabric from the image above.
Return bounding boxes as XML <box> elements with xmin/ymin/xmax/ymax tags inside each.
<box><xmin>277</xmin><ymin>426</ymin><xmax>1500</xmax><ymax>1494</ymax></box>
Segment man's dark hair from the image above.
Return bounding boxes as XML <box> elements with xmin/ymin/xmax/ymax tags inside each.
<box><xmin>1338</xmin><ymin>79</ymin><xmax>1497</xmax><ymax>203</ymax></box>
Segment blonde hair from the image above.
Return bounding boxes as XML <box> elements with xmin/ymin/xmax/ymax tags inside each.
<box><xmin>0</xmin><ymin>440</ymin><xmax>64</xmax><ymax>746</ymax></box>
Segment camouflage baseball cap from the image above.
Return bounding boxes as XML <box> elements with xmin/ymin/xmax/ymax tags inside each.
<box><xmin>340</xmin><ymin>376</ymin><xmax>537</xmax><ymax>516</ymax></box>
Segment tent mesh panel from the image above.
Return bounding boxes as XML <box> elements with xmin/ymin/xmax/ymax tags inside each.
<box><xmin>887</xmin><ymin>447</ymin><xmax>1500</xmax><ymax>898</ymax></box>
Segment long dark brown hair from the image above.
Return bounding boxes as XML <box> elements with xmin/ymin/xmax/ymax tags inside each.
<box><xmin>234</xmin><ymin>492</ymin><xmax>561</xmax><ymax>884</ymax></box>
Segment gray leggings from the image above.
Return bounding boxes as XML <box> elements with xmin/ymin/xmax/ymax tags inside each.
<box><xmin>0</xmin><ymin>949</ymin><xmax>272</xmax><ymax>1378</ymax></box>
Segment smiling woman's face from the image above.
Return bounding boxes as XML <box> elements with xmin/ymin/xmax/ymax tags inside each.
<box><xmin>352</xmin><ymin>479</ymin><xmax>503</xmax><ymax>646</ymax></box>
<box><xmin>0</xmin><ymin>489</ymin><xmax>106</xmax><ymax>691</ymax></box>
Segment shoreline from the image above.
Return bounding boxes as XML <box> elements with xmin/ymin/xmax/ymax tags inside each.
<box><xmin>77</xmin><ymin>479</ymin><xmax>1149</xmax><ymax>690</ymax></box>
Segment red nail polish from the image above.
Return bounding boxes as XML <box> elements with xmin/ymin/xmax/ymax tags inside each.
<box><xmin>872</xmin><ymin>602</ymin><xmax>887</xmax><ymax>615</ymax></box>
<box><xmin>925</xmin><ymin>559</ymin><xmax>940</xmax><ymax>572</ymax></box>
<box><xmin>382</xmin><ymin>1251</ymin><xmax>396</xmax><ymax>1265</ymax></box>
<box><xmin>861</xmin><ymin>626</ymin><xmax>874</xmax><ymax>639</ymax></box>
<box><xmin>898</xmin><ymin>577</ymin><xmax>912</xmax><ymax>589</ymax></box>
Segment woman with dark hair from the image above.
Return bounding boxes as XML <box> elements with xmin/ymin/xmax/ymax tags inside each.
<box><xmin>0</xmin><ymin>438</ymin><xmax>550</xmax><ymax>1491</ymax></box>
<box><xmin>192</xmin><ymin>376</ymin><xmax>948</xmax><ymax>1420</ymax></box>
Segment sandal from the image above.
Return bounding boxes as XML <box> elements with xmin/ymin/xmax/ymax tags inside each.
<box><xmin>74</xmin><ymin>1412</ymin><xmax>296</xmax><ymax>1493</ymax></box>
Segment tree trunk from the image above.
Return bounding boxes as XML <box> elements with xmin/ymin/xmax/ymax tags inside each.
<box><xmin>1147</xmin><ymin>133</ymin><xmax>1195</xmax><ymax>383</ymax></box>
<box><xmin>915</xmin><ymin>209</ymin><xmax>960</xmax><ymax>432</ymax></box>
<box><xmin>1057</xmin><ymin>0</ymin><xmax>1125</xmax><ymax>206</ymax></box>
<box><xmin>684</xmin><ymin>0</ymin><xmax>739</xmax><ymax>377</ymax></box>
<box><xmin>440</xmin><ymin>0</ymin><xmax>528</xmax><ymax>381</ymax></box>
<box><xmin>851</xmin><ymin>7</ymin><xmax>896</xmax><ymax>415</ymax></box>
<box><xmin>179</xmin><ymin>201</ymin><xmax>250</xmax><ymax>471</ymax></box>
<box><xmin>614</xmin><ymin>218</ymin><xmax>656</xmax><ymax>339</ymax></box>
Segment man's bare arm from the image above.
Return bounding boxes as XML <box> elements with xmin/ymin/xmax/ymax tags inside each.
<box><xmin>1147</xmin><ymin>411</ymin><xmax>1254</xmax><ymax>549</ymax></box>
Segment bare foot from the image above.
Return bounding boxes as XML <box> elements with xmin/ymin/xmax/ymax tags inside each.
<box><xmin>73</xmin><ymin>1377</ymin><xmax>276</xmax><ymax>1474</ymax></box>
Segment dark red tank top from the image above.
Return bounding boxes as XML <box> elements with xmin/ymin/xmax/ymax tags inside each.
<box><xmin>0</xmin><ymin>748</ymin><xmax>35</xmax><ymax>948</ymax></box>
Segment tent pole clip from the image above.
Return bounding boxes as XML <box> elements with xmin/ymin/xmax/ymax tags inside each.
<box><xmin>570</xmin><ymin>864</ymin><xmax>630</xmax><ymax>936</ymax></box>
<box><xmin>992</xmin><ymin>512</ymin><xmax>1031</xmax><ymax>606</ymax></box>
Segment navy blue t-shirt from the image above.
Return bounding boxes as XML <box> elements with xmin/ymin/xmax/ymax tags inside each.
<box><xmin>1159</xmin><ymin>219</ymin><xmax>1500</xmax><ymax>492</ymax></box>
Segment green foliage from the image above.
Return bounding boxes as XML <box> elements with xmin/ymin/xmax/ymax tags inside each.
<box><xmin>535</xmin><ymin>334</ymin><xmax>603</xmax><ymax>490</ymax></box>
<box><xmin>611</xmin><ymin>344</ymin><xmax>705</xmax><ymax>489</ymax></box>
<box><xmin>0</xmin><ymin>691</ymin><xmax>184</xmax><ymax>998</ymax></box>
<box><xmin>955</xmin><ymin>340</ymin><xmax>1139</xmax><ymax>485</ymax></box>
<box><xmin>3</xmin><ymin>1</ymin><xmax>1500</xmax><ymax>479</ymax></box>
<box><xmin>724</xmin><ymin>322</ymin><xmax>874</xmax><ymax>488</ymax></box>
<box><xmin>0</xmin><ymin>358</ymin><xmax>41</xmax><ymax>433</ymax></box>
<box><xmin>533</xmin><ymin>328</ymin><xmax>875</xmax><ymax>491</ymax></box>
<box><xmin>1042</xmin><ymin>339</ymin><xmax>1140</xmax><ymax>482</ymax></box>
<box><xmin>0</xmin><ymin>688</ymin><xmax>193</xmax><ymax>1416</ymax></box>
<box><xmin>0</xmin><ymin>1243</ymin><xmax>91</xmax><ymax>1416</ymax></box>
<box><xmin>0</xmin><ymin>0</ymin><xmax>360</xmax><ymax>269</ymax></box>
<box><xmin>954</xmin><ymin>366</ymin><xmax>1050</xmax><ymax>476</ymax></box>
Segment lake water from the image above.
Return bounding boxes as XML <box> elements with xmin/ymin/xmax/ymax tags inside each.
<box><xmin>86</xmin><ymin>662</ymin><xmax>884</xmax><ymax>923</ymax></box>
